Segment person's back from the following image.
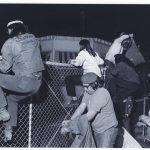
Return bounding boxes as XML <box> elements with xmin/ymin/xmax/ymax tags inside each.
<box><xmin>112</xmin><ymin>61</ymin><xmax>140</xmax><ymax>84</ymax></box>
<box><xmin>4</xmin><ymin>33</ymin><xmax>45</xmax><ymax>76</ymax></box>
<box><xmin>75</xmin><ymin>50</ymin><xmax>104</xmax><ymax>77</ymax></box>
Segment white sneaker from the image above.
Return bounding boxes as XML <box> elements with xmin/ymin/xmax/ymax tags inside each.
<box><xmin>0</xmin><ymin>108</ymin><xmax>10</xmax><ymax>122</ymax></box>
<box><xmin>4</xmin><ymin>126</ymin><xmax>13</xmax><ymax>142</ymax></box>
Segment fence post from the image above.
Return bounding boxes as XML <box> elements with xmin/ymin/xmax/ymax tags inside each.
<box><xmin>28</xmin><ymin>97</ymin><xmax>33</xmax><ymax>148</ymax></box>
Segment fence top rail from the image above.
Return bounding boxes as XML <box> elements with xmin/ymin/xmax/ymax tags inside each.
<box><xmin>45</xmin><ymin>61</ymin><xmax>73</xmax><ymax>67</ymax></box>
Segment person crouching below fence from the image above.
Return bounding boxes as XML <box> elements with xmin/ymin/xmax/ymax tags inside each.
<box><xmin>0</xmin><ymin>20</ymin><xmax>45</xmax><ymax>142</ymax></box>
<box><xmin>65</xmin><ymin>39</ymin><xmax>104</xmax><ymax>105</ymax></box>
<box><xmin>62</xmin><ymin>73</ymin><xmax>118</xmax><ymax>148</ymax></box>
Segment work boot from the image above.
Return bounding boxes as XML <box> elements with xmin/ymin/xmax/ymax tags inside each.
<box><xmin>4</xmin><ymin>126</ymin><xmax>13</xmax><ymax>142</ymax></box>
<box><xmin>0</xmin><ymin>108</ymin><xmax>10</xmax><ymax>122</ymax></box>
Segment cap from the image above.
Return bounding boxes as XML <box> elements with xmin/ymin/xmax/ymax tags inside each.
<box><xmin>7</xmin><ymin>20</ymin><xmax>23</xmax><ymax>28</ymax></box>
<box><xmin>81</xmin><ymin>73</ymin><xmax>98</xmax><ymax>84</ymax></box>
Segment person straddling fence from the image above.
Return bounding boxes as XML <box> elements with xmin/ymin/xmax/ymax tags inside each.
<box><xmin>65</xmin><ymin>39</ymin><xmax>104</xmax><ymax>105</ymax></box>
<box><xmin>0</xmin><ymin>20</ymin><xmax>45</xmax><ymax>142</ymax></box>
<box><xmin>62</xmin><ymin>72</ymin><xmax>118</xmax><ymax>148</ymax></box>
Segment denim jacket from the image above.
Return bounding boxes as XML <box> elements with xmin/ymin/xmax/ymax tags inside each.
<box><xmin>0</xmin><ymin>33</ymin><xmax>45</xmax><ymax>76</ymax></box>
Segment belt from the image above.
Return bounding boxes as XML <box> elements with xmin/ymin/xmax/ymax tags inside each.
<box><xmin>26</xmin><ymin>72</ymin><xmax>42</xmax><ymax>80</ymax></box>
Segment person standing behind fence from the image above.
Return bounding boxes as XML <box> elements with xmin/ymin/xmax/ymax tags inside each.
<box><xmin>65</xmin><ymin>39</ymin><xmax>104</xmax><ymax>104</ymax></box>
<box><xmin>0</xmin><ymin>20</ymin><xmax>45</xmax><ymax>142</ymax></box>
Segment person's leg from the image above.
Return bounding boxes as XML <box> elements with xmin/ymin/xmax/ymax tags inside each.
<box><xmin>5</xmin><ymin>94</ymin><xmax>30</xmax><ymax>127</ymax></box>
<box><xmin>0</xmin><ymin>74</ymin><xmax>41</xmax><ymax>141</ymax></box>
<box><xmin>4</xmin><ymin>79</ymin><xmax>41</xmax><ymax>142</ymax></box>
<box><xmin>65</xmin><ymin>75</ymin><xmax>82</xmax><ymax>97</ymax></box>
<box><xmin>107</xmin><ymin>77</ymin><xmax>118</xmax><ymax>103</ymax></box>
<box><xmin>93</xmin><ymin>127</ymin><xmax>118</xmax><ymax>148</ymax></box>
<box><xmin>0</xmin><ymin>74</ymin><xmax>41</xmax><ymax>93</ymax></box>
<box><xmin>3</xmin><ymin>94</ymin><xmax>29</xmax><ymax>142</ymax></box>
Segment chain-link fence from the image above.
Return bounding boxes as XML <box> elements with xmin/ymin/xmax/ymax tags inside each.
<box><xmin>0</xmin><ymin>61</ymin><xmax>149</xmax><ymax>147</ymax></box>
<box><xmin>0</xmin><ymin>62</ymin><xmax>82</xmax><ymax>147</ymax></box>
<box><xmin>31</xmin><ymin>62</ymin><xmax>82</xmax><ymax>147</ymax></box>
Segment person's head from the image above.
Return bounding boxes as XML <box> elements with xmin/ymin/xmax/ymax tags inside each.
<box><xmin>81</xmin><ymin>72</ymin><xmax>104</xmax><ymax>95</ymax></box>
<box><xmin>114</xmin><ymin>54</ymin><xmax>125</xmax><ymax>64</ymax></box>
<box><xmin>7</xmin><ymin>20</ymin><xmax>28</xmax><ymax>38</ymax></box>
<box><xmin>120</xmin><ymin>32</ymin><xmax>133</xmax><ymax>50</ymax></box>
<box><xmin>79</xmin><ymin>39</ymin><xmax>90</xmax><ymax>50</ymax></box>
<box><xmin>79</xmin><ymin>39</ymin><xmax>96</xmax><ymax>57</ymax></box>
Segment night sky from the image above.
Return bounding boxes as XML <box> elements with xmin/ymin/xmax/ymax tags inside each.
<box><xmin>0</xmin><ymin>4</ymin><xmax>150</xmax><ymax>64</ymax></box>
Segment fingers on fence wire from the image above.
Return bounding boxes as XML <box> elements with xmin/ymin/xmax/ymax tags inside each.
<box><xmin>61</xmin><ymin>120</ymin><xmax>70</xmax><ymax>127</ymax></box>
<box><xmin>61</xmin><ymin>127</ymin><xmax>70</xmax><ymax>136</ymax></box>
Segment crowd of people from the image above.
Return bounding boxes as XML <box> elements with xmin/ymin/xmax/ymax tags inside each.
<box><xmin>0</xmin><ymin>19</ymin><xmax>148</xmax><ymax>148</ymax></box>
<box><xmin>61</xmin><ymin>33</ymin><xmax>149</xmax><ymax>148</ymax></box>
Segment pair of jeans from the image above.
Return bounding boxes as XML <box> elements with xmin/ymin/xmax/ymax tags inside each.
<box><xmin>93</xmin><ymin>127</ymin><xmax>118</xmax><ymax>148</ymax></box>
<box><xmin>0</xmin><ymin>73</ymin><xmax>42</xmax><ymax>127</ymax></box>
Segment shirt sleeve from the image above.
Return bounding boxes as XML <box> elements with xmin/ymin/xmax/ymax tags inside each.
<box><xmin>74</xmin><ymin>51</ymin><xmax>86</xmax><ymax>66</ymax></box>
<box><xmin>117</xmin><ymin>35</ymin><xmax>130</xmax><ymax>43</ymax></box>
<box><xmin>90</xmin><ymin>89</ymin><xmax>108</xmax><ymax>112</ymax></box>
<box><xmin>0</xmin><ymin>40</ymin><xmax>13</xmax><ymax>73</ymax></box>
<box><xmin>82</xmin><ymin>91</ymin><xmax>89</xmax><ymax>105</ymax></box>
<box><xmin>96</xmin><ymin>53</ymin><xmax>104</xmax><ymax>65</ymax></box>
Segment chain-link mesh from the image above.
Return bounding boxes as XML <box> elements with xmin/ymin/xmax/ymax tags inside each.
<box><xmin>0</xmin><ymin>101</ymin><xmax>29</xmax><ymax>147</ymax></box>
<box><xmin>0</xmin><ymin>62</ymin><xmax>82</xmax><ymax>147</ymax></box>
<box><xmin>31</xmin><ymin>62</ymin><xmax>82</xmax><ymax>147</ymax></box>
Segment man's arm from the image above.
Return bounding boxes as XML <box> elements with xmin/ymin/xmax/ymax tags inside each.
<box><xmin>0</xmin><ymin>41</ymin><xmax>13</xmax><ymax>73</ymax></box>
<box><xmin>86</xmin><ymin>110</ymin><xmax>97</xmax><ymax>121</ymax></box>
<box><xmin>71</xmin><ymin>102</ymin><xmax>87</xmax><ymax>120</ymax></box>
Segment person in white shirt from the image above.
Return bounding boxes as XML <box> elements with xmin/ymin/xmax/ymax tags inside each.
<box><xmin>105</xmin><ymin>33</ymin><xmax>133</xmax><ymax>65</ymax></box>
<box><xmin>65</xmin><ymin>39</ymin><xmax>104</xmax><ymax>104</ymax></box>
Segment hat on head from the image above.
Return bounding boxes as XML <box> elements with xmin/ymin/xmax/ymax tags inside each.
<box><xmin>7</xmin><ymin>20</ymin><xmax>23</xmax><ymax>28</ymax></box>
<box><xmin>81</xmin><ymin>73</ymin><xmax>98</xmax><ymax>84</ymax></box>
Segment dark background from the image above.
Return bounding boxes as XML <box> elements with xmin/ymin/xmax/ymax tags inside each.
<box><xmin>0</xmin><ymin>4</ymin><xmax>150</xmax><ymax>69</ymax></box>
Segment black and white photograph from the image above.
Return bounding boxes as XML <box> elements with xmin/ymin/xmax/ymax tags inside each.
<box><xmin>0</xmin><ymin>3</ymin><xmax>149</xmax><ymax>148</ymax></box>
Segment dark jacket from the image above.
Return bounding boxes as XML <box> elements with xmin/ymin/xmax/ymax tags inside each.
<box><xmin>110</xmin><ymin>61</ymin><xmax>140</xmax><ymax>84</ymax></box>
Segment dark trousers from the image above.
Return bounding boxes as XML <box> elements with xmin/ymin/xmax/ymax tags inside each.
<box><xmin>108</xmin><ymin>77</ymin><xmax>139</xmax><ymax>125</ymax></box>
<box><xmin>0</xmin><ymin>73</ymin><xmax>42</xmax><ymax>127</ymax></box>
<box><xmin>65</xmin><ymin>75</ymin><xmax>82</xmax><ymax>97</ymax></box>
<box><xmin>108</xmin><ymin>77</ymin><xmax>139</xmax><ymax>103</ymax></box>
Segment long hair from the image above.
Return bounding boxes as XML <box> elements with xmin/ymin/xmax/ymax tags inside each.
<box><xmin>79</xmin><ymin>39</ymin><xmax>96</xmax><ymax>57</ymax></box>
<box><xmin>7</xmin><ymin>23</ymin><xmax>28</xmax><ymax>38</ymax></box>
